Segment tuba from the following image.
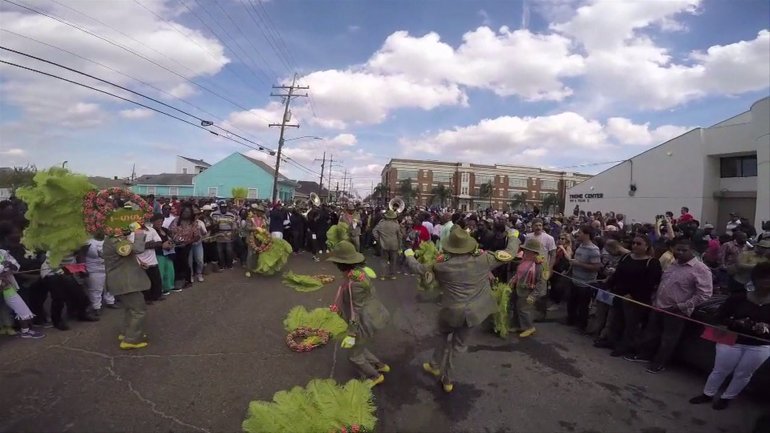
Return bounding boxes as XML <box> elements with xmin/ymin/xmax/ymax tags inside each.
<box><xmin>309</xmin><ymin>192</ymin><xmax>321</xmax><ymax>207</ymax></box>
<box><xmin>388</xmin><ymin>197</ymin><xmax>405</xmax><ymax>214</ymax></box>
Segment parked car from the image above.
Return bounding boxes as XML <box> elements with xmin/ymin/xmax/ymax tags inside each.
<box><xmin>676</xmin><ymin>294</ymin><xmax>770</xmax><ymax>400</ymax></box>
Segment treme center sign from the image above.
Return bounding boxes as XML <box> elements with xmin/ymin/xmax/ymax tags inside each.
<box><xmin>569</xmin><ymin>193</ymin><xmax>604</xmax><ymax>203</ymax></box>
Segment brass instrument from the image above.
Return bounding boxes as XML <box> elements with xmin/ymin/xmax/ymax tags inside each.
<box><xmin>388</xmin><ymin>197</ymin><xmax>405</xmax><ymax>214</ymax></box>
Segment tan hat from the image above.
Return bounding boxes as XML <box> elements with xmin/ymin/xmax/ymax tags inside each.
<box><xmin>442</xmin><ymin>226</ymin><xmax>478</xmax><ymax>255</ymax></box>
<box><xmin>384</xmin><ymin>209</ymin><xmax>397</xmax><ymax>219</ymax></box>
<box><xmin>327</xmin><ymin>241</ymin><xmax>365</xmax><ymax>264</ymax></box>
<box><xmin>201</xmin><ymin>204</ymin><xmax>213</xmax><ymax>211</ymax></box>
<box><xmin>521</xmin><ymin>238</ymin><xmax>542</xmax><ymax>253</ymax></box>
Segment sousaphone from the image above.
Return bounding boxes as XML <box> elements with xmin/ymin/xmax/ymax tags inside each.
<box><xmin>388</xmin><ymin>197</ymin><xmax>405</xmax><ymax>214</ymax></box>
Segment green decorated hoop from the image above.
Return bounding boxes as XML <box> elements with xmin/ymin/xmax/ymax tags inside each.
<box><xmin>83</xmin><ymin>188</ymin><xmax>153</xmax><ymax>237</ymax></box>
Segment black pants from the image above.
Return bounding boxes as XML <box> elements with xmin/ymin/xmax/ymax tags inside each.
<box><xmin>36</xmin><ymin>274</ymin><xmax>90</xmax><ymax>325</ymax></box>
<box><xmin>143</xmin><ymin>266</ymin><xmax>163</xmax><ymax>301</ymax></box>
<box><xmin>203</xmin><ymin>241</ymin><xmax>218</xmax><ymax>264</ymax></box>
<box><xmin>613</xmin><ymin>301</ymin><xmax>649</xmax><ymax>354</ymax></box>
<box><xmin>566</xmin><ymin>282</ymin><xmax>592</xmax><ymax>329</ymax></box>
<box><xmin>290</xmin><ymin>230</ymin><xmax>303</xmax><ymax>252</ymax></box>
<box><xmin>634</xmin><ymin>310</ymin><xmax>686</xmax><ymax>367</ymax></box>
<box><xmin>174</xmin><ymin>244</ymin><xmax>193</xmax><ymax>284</ymax></box>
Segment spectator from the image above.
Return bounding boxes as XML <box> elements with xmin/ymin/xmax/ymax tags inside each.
<box><xmin>733</xmin><ymin>239</ymin><xmax>770</xmax><ymax>292</ymax></box>
<box><xmin>720</xmin><ymin>231</ymin><xmax>750</xmax><ymax>292</ymax></box>
<box><xmin>150</xmin><ymin>213</ymin><xmax>176</xmax><ymax>295</ymax></box>
<box><xmin>212</xmin><ymin>201</ymin><xmax>237</xmax><ymax>270</ymax></box>
<box><xmin>690</xmin><ymin>262</ymin><xmax>770</xmax><ymax>410</ymax></box>
<box><xmin>726</xmin><ymin>212</ymin><xmax>742</xmax><ymax>237</ymax></box>
<box><xmin>566</xmin><ymin>225</ymin><xmax>602</xmax><ymax>330</ymax></box>
<box><xmin>84</xmin><ymin>232</ymin><xmax>116</xmax><ymax>313</ymax></box>
<box><xmin>526</xmin><ymin>218</ymin><xmax>557</xmax><ymax>278</ymax></box>
<box><xmin>132</xmin><ymin>218</ymin><xmax>165</xmax><ymax>303</ymax></box>
<box><xmin>625</xmin><ymin>237</ymin><xmax>713</xmax><ymax>373</ymax></box>
<box><xmin>679</xmin><ymin>206</ymin><xmax>694</xmax><ymax>223</ymax></box>
<box><xmin>170</xmin><ymin>205</ymin><xmax>201</xmax><ymax>289</ymax></box>
<box><xmin>189</xmin><ymin>206</ymin><xmax>207</xmax><ymax>283</ymax></box>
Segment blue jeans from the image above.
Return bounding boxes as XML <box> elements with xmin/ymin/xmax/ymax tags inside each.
<box><xmin>188</xmin><ymin>242</ymin><xmax>204</xmax><ymax>276</ymax></box>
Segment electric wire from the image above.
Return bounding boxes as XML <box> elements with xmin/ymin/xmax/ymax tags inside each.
<box><xmin>254</xmin><ymin>0</ymin><xmax>299</xmax><ymax>69</ymax></box>
<box><xmin>244</xmin><ymin>0</ymin><xmax>293</xmax><ymax>73</ymax></box>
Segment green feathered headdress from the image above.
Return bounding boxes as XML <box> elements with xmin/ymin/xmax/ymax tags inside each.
<box><xmin>416</xmin><ymin>241</ymin><xmax>439</xmax><ymax>292</ymax></box>
<box><xmin>242</xmin><ymin>378</ymin><xmax>377</xmax><ymax>433</ymax></box>
<box><xmin>283</xmin><ymin>306</ymin><xmax>348</xmax><ymax>339</ymax></box>
<box><xmin>16</xmin><ymin>167</ymin><xmax>95</xmax><ymax>267</ymax></box>
<box><xmin>283</xmin><ymin>271</ymin><xmax>324</xmax><ymax>292</ymax></box>
<box><xmin>490</xmin><ymin>281</ymin><xmax>512</xmax><ymax>338</ymax></box>
<box><xmin>326</xmin><ymin>222</ymin><xmax>350</xmax><ymax>250</ymax></box>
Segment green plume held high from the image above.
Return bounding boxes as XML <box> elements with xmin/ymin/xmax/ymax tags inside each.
<box><xmin>16</xmin><ymin>167</ymin><xmax>94</xmax><ymax>267</ymax></box>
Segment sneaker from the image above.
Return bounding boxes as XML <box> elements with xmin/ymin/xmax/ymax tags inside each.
<box><xmin>33</xmin><ymin>321</ymin><xmax>54</xmax><ymax>329</ymax></box>
<box><xmin>377</xmin><ymin>364</ymin><xmax>391</xmax><ymax>373</ymax></box>
<box><xmin>313</xmin><ymin>256</ymin><xmax>320</xmax><ymax>262</ymax></box>
<box><xmin>623</xmin><ymin>354</ymin><xmax>650</xmax><ymax>363</ymax></box>
<box><xmin>519</xmin><ymin>327</ymin><xmax>536</xmax><ymax>338</ymax></box>
<box><xmin>689</xmin><ymin>394</ymin><xmax>713</xmax><ymax>404</ymax></box>
<box><xmin>162</xmin><ymin>291</ymin><xmax>171</xmax><ymax>296</ymax></box>
<box><xmin>197</xmin><ymin>274</ymin><xmax>204</xmax><ymax>282</ymax></box>
<box><xmin>367</xmin><ymin>374</ymin><xmax>385</xmax><ymax>388</ymax></box>
<box><xmin>646</xmin><ymin>364</ymin><xmax>665</xmax><ymax>374</ymax></box>
<box><xmin>422</xmin><ymin>362</ymin><xmax>441</xmax><ymax>378</ymax></box>
<box><xmin>119</xmin><ymin>341</ymin><xmax>149</xmax><ymax>350</ymax></box>
<box><xmin>20</xmin><ymin>329</ymin><xmax>45</xmax><ymax>339</ymax></box>
<box><xmin>442</xmin><ymin>382</ymin><xmax>454</xmax><ymax>393</ymax></box>
<box><xmin>712</xmin><ymin>398</ymin><xmax>730</xmax><ymax>410</ymax></box>
<box><xmin>171</xmin><ymin>287</ymin><xmax>183</xmax><ymax>293</ymax></box>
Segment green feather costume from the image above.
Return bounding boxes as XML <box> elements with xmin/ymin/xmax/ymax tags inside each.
<box><xmin>282</xmin><ymin>271</ymin><xmax>324</xmax><ymax>292</ymax></box>
<box><xmin>325</xmin><ymin>222</ymin><xmax>350</xmax><ymax>250</ymax></box>
<box><xmin>16</xmin><ymin>168</ymin><xmax>94</xmax><ymax>267</ymax></box>
<box><xmin>490</xmin><ymin>281</ymin><xmax>512</xmax><ymax>338</ymax></box>
<box><xmin>283</xmin><ymin>306</ymin><xmax>348</xmax><ymax>339</ymax></box>
<box><xmin>254</xmin><ymin>237</ymin><xmax>292</xmax><ymax>275</ymax></box>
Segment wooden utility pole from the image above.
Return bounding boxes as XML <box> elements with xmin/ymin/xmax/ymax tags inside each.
<box><xmin>314</xmin><ymin>151</ymin><xmax>326</xmax><ymax>200</ymax></box>
<box><xmin>269</xmin><ymin>73</ymin><xmax>308</xmax><ymax>203</ymax></box>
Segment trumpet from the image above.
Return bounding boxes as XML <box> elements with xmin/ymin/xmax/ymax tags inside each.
<box><xmin>388</xmin><ymin>197</ymin><xmax>405</xmax><ymax>214</ymax></box>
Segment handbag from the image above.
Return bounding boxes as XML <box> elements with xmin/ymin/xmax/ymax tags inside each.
<box><xmin>700</xmin><ymin>326</ymin><xmax>737</xmax><ymax>346</ymax></box>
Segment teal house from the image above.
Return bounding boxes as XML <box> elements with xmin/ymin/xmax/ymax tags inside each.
<box><xmin>131</xmin><ymin>173</ymin><xmax>195</xmax><ymax>197</ymax></box>
<box><xmin>192</xmin><ymin>153</ymin><xmax>296</xmax><ymax>201</ymax></box>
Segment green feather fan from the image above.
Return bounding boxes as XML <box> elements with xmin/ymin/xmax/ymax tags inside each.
<box><xmin>283</xmin><ymin>306</ymin><xmax>348</xmax><ymax>339</ymax></box>
<box><xmin>283</xmin><ymin>271</ymin><xmax>324</xmax><ymax>292</ymax></box>
<box><xmin>416</xmin><ymin>241</ymin><xmax>439</xmax><ymax>292</ymax></box>
<box><xmin>16</xmin><ymin>168</ymin><xmax>94</xmax><ymax>267</ymax></box>
<box><xmin>326</xmin><ymin>222</ymin><xmax>350</xmax><ymax>250</ymax></box>
<box><xmin>256</xmin><ymin>238</ymin><xmax>293</xmax><ymax>275</ymax></box>
<box><xmin>242</xmin><ymin>378</ymin><xmax>377</xmax><ymax>433</ymax></box>
<box><xmin>490</xmin><ymin>281</ymin><xmax>512</xmax><ymax>338</ymax></box>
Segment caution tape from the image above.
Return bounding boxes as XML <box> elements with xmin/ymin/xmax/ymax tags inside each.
<box><xmin>550</xmin><ymin>269</ymin><xmax>770</xmax><ymax>345</ymax></box>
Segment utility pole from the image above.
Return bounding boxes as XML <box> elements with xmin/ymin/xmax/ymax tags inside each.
<box><xmin>341</xmin><ymin>169</ymin><xmax>348</xmax><ymax>201</ymax></box>
<box><xmin>269</xmin><ymin>73</ymin><xmax>308</xmax><ymax>203</ymax></box>
<box><xmin>314</xmin><ymin>151</ymin><xmax>326</xmax><ymax>200</ymax></box>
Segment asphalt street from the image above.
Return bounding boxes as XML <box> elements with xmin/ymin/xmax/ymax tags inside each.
<box><xmin>0</xmin><ymin>251</ymin><xmax>766</xmax><ymax>433</ymax></box>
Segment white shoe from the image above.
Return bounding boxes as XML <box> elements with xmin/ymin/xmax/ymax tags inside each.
<box><xmin>197</xmin><ymin>275</ymin><xmax>204</xmax><ymax>282</ymax></box>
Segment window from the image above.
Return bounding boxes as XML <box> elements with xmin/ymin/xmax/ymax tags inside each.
<box><xmin>461</xmin><ymin>172</ymin><xmax>469</xmax><ymax>183</ymax></box>
<box><xmin>169</xmin><ymin>186</ymin><xmax>179</xmax><ymax>196</ymax></box>
<box><xmin>509</xmin><ymin>177</ymin><xmax>527</xmax><ymax>188</ymax></box>
<box><xmin>476</xmin><ymin>174</ymin><xmax>493</xmax><ymax>185</ymax></box>
<box><xmin>460</xmin><ymin>186</ymin><xmax>469</xmax><ymax>195</ymax></box>
<box><xmin>397</xmin><ymin>169</ymin><xmax>418</xmax><ymax>180</ymax></box>
<box><xmin>146</xmin><ymin>186</ymin><xmax>156</xmax><ymax>195</ymax></box>
<box><xmin>422</xmin><ymin>184</ymin><xmax>428</xmax><ymax>192</ymax></box>
<box><xmin>531</xmin><ymin>191</ymin><xmax>537</xmax><ymax>199</ymax></box>
<box><xmin>208</xmin><ymin>187</ymin><xmax>218</xmax><ymax>197</ymax></box>
<box><xmin>540</xmin><ymin>180</ymin><xmax>558</xmax><ymax>190</ymax></box>
<box><xmin>182</xmin><ymin>168</ymin><xmax>188</xmax><ymax>174</ymax></box>
<box><xmin>720</xmin><ymin>155</ymin><xmax>757</xmax><ymax>178</ymax></box>
<box><xmin>433</xmin><ymin>172</ymin><xmax>453</xmax><ymax>184</ymax></box>
<box><xmin>248</xmin><ymin>188</ymin><xmax>258</xmax><ymax>199</ymax></box>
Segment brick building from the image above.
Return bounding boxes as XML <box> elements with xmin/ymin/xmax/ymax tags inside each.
<box><xmin>380</xmin><ymin>159</ymin><xmax>591</xmax><ymax>212</ymax></box>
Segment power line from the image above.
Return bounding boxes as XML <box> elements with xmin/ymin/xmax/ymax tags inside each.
<box><xmin>0</xmin><ymin>45</ymin><xmax>277</xmax><ymax>155</ymax></box>
<box><xmin>255</xmin><ymin>0</ymin><xmax>299</xmax><ymax>69</ymax></box>
<box><xmin>2</xmin><ymin>0</ymin><xmax>271</xmax><ymax>125</ymax></box>
<box><xmin>245</xmin><ymin>0</ymin><xmax>293</xmax><ymax>73</ymax></box>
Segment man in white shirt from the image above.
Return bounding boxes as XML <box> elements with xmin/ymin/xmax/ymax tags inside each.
<box><xmin>525</xmin><ymin>218</ymin><xmax>557</xmax><ymax>274</ymax></box>
<box><xmin>162</xmin><ymin>205</ymin><xmax>176</xmax><ymax>229</ymax></box>
<box><xmin>129</xmin><ymin>222</ymin><xmax>165</xmax><ymax>303</ymax></box>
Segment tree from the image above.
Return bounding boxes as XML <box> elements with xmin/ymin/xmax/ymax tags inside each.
<box><xmin>372</xmin><ymin>183</ymin><xmax>389</xmax><ymax>206</ymax></box>
<box><xmin>542</xmin><ymin>193</ymin><xmax>559</xmax><ymax>215</ymax></box>
<box><xmin>0</xmin><ymin>164</ymin><xmax>37</xmax><ymax>195</ymax></box>
<box><xmin>510</xmin><ymin>192</ymin><xmax>527</xmax><ymax>211</ymax></box>
<box><xmin>430</xmin><ymin>184</ymin><xmax>451</xmax><ymax>207</ymax></box>
<box><xmin>398</xmin><ymin>178</ymin><xmax>417</xmax><ymax>205</ymax></box>
<box><xmin>479</xmin><ymin>181</ymin><xmax>494</xmax><ymax>209</ymax></box>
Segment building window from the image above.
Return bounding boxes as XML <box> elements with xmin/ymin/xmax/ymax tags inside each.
<box><xmin>461</xmin><ymin>172</ymin><xmax>469</xmax><ymax>183</ymax></box>
<box><xmin>208</xmin><ymin>187</ymin><xmax>218</xmax><ymax>197</ymax></box>
<box><xmin>422</xmin><ymin>184</ymin><xmax>428</xmax><ymax>192</ymax></box>
<box><xmin>531</xmin><ymin>191</ymin><xmax>537</xmax><ymax>199</ymax></box>
<box><xmin>169</xmin><ymin>186</ymin><xmax>179</xmax><ymax>196</ymax></box>
<box><xmin>397</xmin><ymin>169</ymin><xmax>418</xmax><ymax>181</ymax></box>
<box><xmin>146</xmin><ymin>186</ymin><xmax>156</xmax><ymax>195</ymax></box>
<box><xmin>182</xmin><ymin>168</ymin><xmax>188</xmax><ymax>174</ymax></box>
<box><xmin>248</xmin><ymin>188</ymin><xmax>258</xmax><ymax>199</ymax></box>
<box><xmin>433</xmin><ymin>172</ymin><xmax>452</xmax><ymax>184</ymax></box>
<box><xmin>460</xmin><ymin>186</ymin><xmax>469</xmax><ymax>195</ymax></box>
<box><xmin>509</xmin><ymin>178</ymin><xmax>527</xmax><ymax>188</ymax></box>
<box><xmin>477</xmin><ymin>174</ymin><xmax>493</xmax><ymax>185</ymax></box>
<box><xmin>720</xmin><ymin>155</ymin><xmax>757</xmax><ymax>178</ymax></box>
<box><xmin>540</xmin><ymin>180</ymin><xmax>558</xmax><ymax>190</ymax></box>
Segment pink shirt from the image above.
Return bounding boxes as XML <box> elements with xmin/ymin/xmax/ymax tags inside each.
<box><xmin>653</xmin><ymin>257</ymin><xmax>712</xmax><ymax>316</ymax></box>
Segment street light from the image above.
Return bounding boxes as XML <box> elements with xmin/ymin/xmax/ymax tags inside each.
<box><xmin>283</xmin><ymin>135</ymin><xmax>323</xmax><ymax>142</ymax></box>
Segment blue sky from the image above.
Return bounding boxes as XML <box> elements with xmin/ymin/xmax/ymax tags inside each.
<box><xmin>1</xmin><ymin>0</ymin><xmax>768</xmax><ymax>195</ymax></box>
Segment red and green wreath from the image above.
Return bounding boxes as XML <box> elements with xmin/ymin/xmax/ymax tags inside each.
<box><xmin>247</xmin><ymin>227</ymin><xmax>272</xmax><ymax>253</ymax></box>
<box><xmin>83</xmin><ymin>187</ymin><xmax>153</xmax><ymax>237</ymax></box>
<box><xmin>285</xmin><ymin>326</ymin><xmax>331</xmax><ymax>352</ymax></box>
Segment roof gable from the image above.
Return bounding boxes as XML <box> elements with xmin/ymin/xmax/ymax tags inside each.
<box><xmin>178</xmin><ymin>156</ymin><xmax>211</xmax><ymax>167</ymax></box>
<box><xmin>134</xmin><ymin>173</ymin><xmax>195</xmax><ymax>185</ymax></box>
<box><xmin>239</xmin><ymin>153</ymin><xmax>291</xmax><ymax>182</ymax></box>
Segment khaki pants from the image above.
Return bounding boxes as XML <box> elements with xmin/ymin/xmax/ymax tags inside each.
<box><xmin>116</xmin><ymin>291</ymin><xmax>146</xmax><ymax>344</ymax></box>
<box><xmin>512</xmin><ymin>294</ymin><xmax>536</xmax><ymax>330</ymax></box>
<box><xmin>382</xmin><ymin>249</ymin><xmax>398</xmax><ymax>278</ymax></box>
<box><xmin>348</xmin><ymin>337</ymin><xmax>383</xmax><ymax>379</ymax></box>
<box><xmin>429</xmin><ymin>326</ymin><xmax>471</xmax><ymax>385</ymax></box>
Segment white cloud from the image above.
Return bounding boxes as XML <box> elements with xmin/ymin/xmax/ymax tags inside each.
<box><xmin>400</xmin><ymin>112</ymin><xmax>689</xmax><ymax>166</ymax></box>
<box><xmin>0</xmin><ymin>148</ymin><xmax>26</xmax><ymax>156</ymax></box>
<box><xmin>327</xmin><ymin>133</ymin><xmax>357</xmax><ymax>147</ymax></box>
<box><xmin>119</xmin><ymin>108</ymin><xmax>154</xmax><ymax>119</ymax></box>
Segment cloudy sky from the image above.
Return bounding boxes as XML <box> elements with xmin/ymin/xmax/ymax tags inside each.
<box><xmin>1</xmin><ymin>0</ymin><xmax>768</xmax><ymax>195</ymax></box>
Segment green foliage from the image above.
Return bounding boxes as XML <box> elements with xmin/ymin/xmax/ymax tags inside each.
<box><xmin>542</xmin><ymin>193</ymin><xmax>560</xmax><ymax>214</ymax></box>
<box><xmin>242</xmin><ymin>378</ymin><xmax>377</xmax><ymax>433</ymax></box>
<box><xmin>430</xmin><ymin>184</ymin><xmax>451</xmax><ymax>207</ymax></box>
<box><xmin>479</xmin><ymin>181</ymin><xmax>494</xmax><ymax>208</ymax></box>
<box><xmin>372</xmin><ymin>183</ymin><xmax>389</xmax><ymax>205</ymax></box>
<box><xmin>416</xmin><ymin>241</ymin><xmax>439</xmax><ymax>292</ymax></box>
<box><xmin>232</xmin><ymin>187</ymin><xmax>248</xmax><ymax>200</ymax></box>
<box><xmin>283</xmin><ymin>306</ymin><xmax>348</xmax><ymax>339</ymax></box>
<box><xmin>510</xmin><ymin>192</ymin><xmax>527</xmax><ymax>211</ymax></box>
<box><xmin>326</xmin><ymin>222</ymin><xmax>350</xmax><ymax>250</ymax></box>
<box><xmin>16</xmin><ymin>167</ymin><xmax>95</xmax><ymax>267</ymax></box>
<box><xmin>283</xmin><ymin>271</ymin><xmax>324</xmax><ymax>292</ymax></box>
<box><xmin>398</xmin><ymin>178</ymin><xmax>417</xmax><ymax>205</ymax></box>
<box><xmin>256</xmin><ymin>238</ymin><xmax>292</xmax><ymax>275</ymax></box>
<box><xmin>490</xmin><ymin>281</ymin><xmax>512</xmax><ymax>338</ymax></box>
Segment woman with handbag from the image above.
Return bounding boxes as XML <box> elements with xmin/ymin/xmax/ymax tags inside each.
<box><xmin>690</xmin><ymin>262</ymin><xmax>770</xmax><ymax>410</ymax></box>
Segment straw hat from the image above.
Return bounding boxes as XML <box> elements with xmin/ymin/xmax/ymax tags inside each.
<box><xmin>327</xmin><ymin>241</ymin><xmax>365</xmax><ymax>264</ymax></box>
<box><xmin>520</xmin><ymin>238</ymin><xmax>542</xmax><ymax>253</ymax></box>
<box><xmin>442</xmin><ymin>226</ymin><xmax>478</xmax><ymax>255</ymax></box>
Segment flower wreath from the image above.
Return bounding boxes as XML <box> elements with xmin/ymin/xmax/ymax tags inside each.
<box><xmin>334</xmin><ymin>425</ymin><xmax>370</xmax><ymax>433</ymax></box>
<box><xmin>286</xmin><ymin>326</ymin><xmax>331</xmax><ymax>352</ymax></box>
<box><xmin>246</xmin><ymin>228</ymin><xmax>272</xmax><ymax>253</ymax></box>
<box><xmin>83</xmin><ymin>188</ymin><xmax>153</xmax><ymax>237</ymax></box>
<box><xmin>313</xmin><ymin>274</ymin><xmax>336</xmax><ymax>284</ymax></box>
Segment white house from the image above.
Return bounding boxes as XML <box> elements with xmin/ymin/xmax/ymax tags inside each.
<box><xmin>567</xmin><ymin>97</ymin><xmax>769</xmax><ymax>231</ymax></box>
<box><xmin>175</xmin><ymin>156</ymin><xmax>211</xmax><ymax>175</ymax></box>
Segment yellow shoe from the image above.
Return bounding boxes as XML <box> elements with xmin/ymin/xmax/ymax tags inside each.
<box><xmin>377</xmin><ymin>364</ymin><xmax>391</xmax><ymax>373</ymax></box>
<box><xmin>442</xmin><ymin>382</ymin><xmax>454</xmax><ymax>393</ymax></box>
<box><xmin>368</xmin><ymin>374</ymin><xmax>385</xmax><ymax>388</ymax></box>
<box><xmin>422</xmin><ymin>362</ymin><xmax>440</xmax><ymax>377</ymax></box>
<box><xmin>119</xmin><ymin>341</ymin><xmax>148</xmax><ymax>350</ymax></box>
<box><xmin>519</xmin><ymin>327</ymin><xmax>536</xmax><ymax>338</ymax></box>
